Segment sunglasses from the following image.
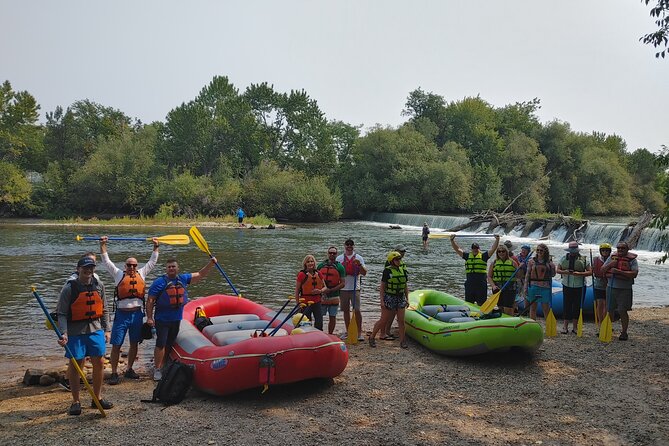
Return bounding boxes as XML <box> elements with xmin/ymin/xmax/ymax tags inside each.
<box><xmin>328</xmin><ymin>252</ymin><xmax>337</xmax><ymax>255</ymax></box>
<box><xmin>497</xmin><ymin>250</ymin><xmax>506</xmax><ymax>254</ymax></box>
<box><xmin>126</xmin><ymin>263</ymin><xmax>138</xmax><ymax>267</ymax></box>
<box><xmin>345</xmin><ymin>243</ymin><xmax>354</xmax><ymax>247</ymax></box>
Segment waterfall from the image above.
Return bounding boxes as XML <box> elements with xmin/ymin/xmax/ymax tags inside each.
<box><xmin>364</xmin><ymin>213</ymin><xmax>669</xmax><ymax>252</ymax></box>
<box><xmin>365</xmin><ymin>212</ymin><xmax>470</xmax><ymax>230</ymax></box>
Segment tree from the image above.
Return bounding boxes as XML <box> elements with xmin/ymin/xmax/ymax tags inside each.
<box><xmin>640</xmin><ymin>0</ymin><xmax>669</xmax><ymax>58</ymax></box>
<box><xmin>627</xmin><ymin>148</ymin><xmax>666</xmax><ymax>213</ymax></box>
<box><xmin>0</xmin><ymin>80</ymin><xmax>45</xmax><ymax>170</ymax></box>
<box><xmin>499</xmin><ymin>131</ymin><xmax>549</xmax><ymax>213</ymax></box>
<box><xmin>0</xmin><ymin>161</ymin><xmax>31</xmax><ymax>215</ymax></box>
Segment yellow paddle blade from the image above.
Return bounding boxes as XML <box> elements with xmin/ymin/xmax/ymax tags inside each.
<box><xmin>577</xmin><ymin>310</ymin><xmax>583</xmax><ymax>337</ymax></box>
<box><xmin>480</xmin><ymin>291</ymin><xmax>500</xmax><ymax>314</ymax></box>
<box><xmin>152</xmin><ymin>234</ymin><xmax>191</xmax><ymax>245</ymax></box>
<box><xmin>599</xmin><ymin>314</ymin><xmax>612</xmax><ymax>343</ymax></box>
<box><xmin>546</xmin><ymin>309</ymin><xmax>557</xmax><ymax>337</ymax></box>
<box><xmin>189</xmin><ymin>226</ymin><xmax>211</xmax><ymax>255</ymax></box>
<box><xmin>347</xmin><ymin>314</ymin><xmax>358</xmax><ymax>345</ymax></box>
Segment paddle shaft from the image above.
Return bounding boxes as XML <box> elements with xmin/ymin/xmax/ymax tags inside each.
<box><xmin>270</xmin><ymin>300</ymin><xmax>307</xmax><ymax>336</ymax></box>
<box><xmin>430</xmin><ymin>233</ymin><xmax>498</xmax><ymax>239</ymax></box>
<box><xmin>189</xmin><ymin>226</ymin><xmax>240</xmax><ymax>295</ymax></box>
<box><xmin>259</xmin><ymin>298</ymin><xmax>292</xmax><ymax>336</ymax></box>
<box><xmin>481</xmin><ymin>251</ymin><xmax>533</xmax><ymax>314</ymax></box>
<box><xmin>32</xmin><ymin>289</ymin><xmax>106</xmax><ymax>417</ymax></box>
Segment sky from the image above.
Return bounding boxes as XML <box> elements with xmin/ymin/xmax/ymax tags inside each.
<box><xmin>2</xmin><ymin>1</ymin><xmax>668</xmax><ymax>153</ymax></box>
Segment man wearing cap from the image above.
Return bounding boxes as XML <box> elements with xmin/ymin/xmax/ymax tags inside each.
<box><xmin>600</xmin><ymin>241</ymin><xmax>638</xmax><ymax>341</ymax></box>
<box><xmin>557</xmin><ymin>241</ymin><xmax>592</xmax><ymax>334</ymax></box>
<box><xmin>99</xmin><ymin>236</ymin><xmax>160</xmax><ymax>385</ymax></box>
<box><xmin>336</xmin><ymin>239</ymin><xmax>367</xmax><ymax>341</ymax></box>
<box><xmin>450</xmin><ymin>234</ymin><xmax>500</xmax><ymax>305</ymax></box>
<box><xmin>317</xmin><ymin>246</ymin><xmax>346</xmax><ymax>335</ymax></box>
<box><xmin>422</xmin><ymin>223</ymin><xmax>430</xmax><ymax>249</ymax></box>
<box><xmin>591</xmin><ymin>243</ymin><xmax>612</xmax><ymax>332</ymax></box>
<box><xmin>56</xmin><ymin>256</ymin><xmax>113</xmax><ymax>415</ymax></box>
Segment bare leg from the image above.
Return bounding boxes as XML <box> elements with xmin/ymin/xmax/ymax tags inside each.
<box><xmin>370</xmin><ymin>308</ymin><xmax>393</xmax><ymax>341</ymax></box>
<box><xmin>328</xmin><ymin>316</ymin><xmax>336</xmax><ymax>334</ymax></box>
<box><xmin>620</xmin><ymin>310</ymin><xmax>629</xmax><ymax>334</ymax></box>
<box><xmin>127</xmin><ymin>341</ymin><xmax>138</xmax><ymax>370</ymax></box>
<box><xmin>91</xmin><ymin>355</ymin><xmax>104</xmax><ymax>399</ymax></box>
<box><xmin>110</xmin><ymin>344</ymin><xmax>121</xmax><ymax>374</ymax></box>
<box><xmin>154</xmin><ymin>346</ymin><xmax>165</xmax><ymax>370</ymax></box>
<box><xmin>68</xmin><ymin>358</ymin><xmax>85</xmax><ymax>403</ymax></box>
<box><xmin>397</xmin><ymin>309</ymin><xmax>406</xmax><ymax>344</ymax></box>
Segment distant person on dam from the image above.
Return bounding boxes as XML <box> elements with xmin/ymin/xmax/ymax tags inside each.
<box><xmin>422</xmin><ymin>222</ymin><xmax>430</xmax><ymax>249</ymax></box>
<box><xmin>450</xmin><ymin>234</ymin><xmax>500</xmax><ymax>305</ymax></box>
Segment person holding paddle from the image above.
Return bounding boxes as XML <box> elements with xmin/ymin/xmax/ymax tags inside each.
<box><xmin>450</xmin><ymin>234</ymin><xmax>500</xmax><ymax>306</ymax></box>
<box><xmin>99</xmin><ymin>236</ymin><xmax>159</xmax><ymax>385</ymax></box>
<box><xmin>487</xmin><ymin>244</ymin><xmax>520</xmax><ymax>315</ymax></box>
<box><xmin>146</xmin><ymin>257</ymin><xmax>217</xmax><ymax>380</ymax></box>
<box><xmin>56</xmin><ymin>256</ymin><xmax>113</xmax><ymax>415</ymax></box>
<box><xmin>336</xmin><ymin>239</ymin><xmax>367</xmax><ymax>341</ymax></box>
<box><xmin>524</xmin><ymin>243</ymin><xmax>556</xmax><ymax>321</ymax></box>
<box><xmin>557</xmin><ymin>241</ymin><xmax>591</xmax><ymax>334</ymax></box>
<box><xmin>317</xmin><ymin>247</ymin><xmax>346</xmax><ymax>334</ymax></box>
<box><xmin>295</xmin><ymin>254</ymin><xmax>328</xmax><ymax>331</ymax></box>
<box><xmin>600</xmin><ymin>241</ymin><xmax>638</xmax><ymax>341</ymax></box>
<box><xmin>369</xmin><ymin>251</ymin><xmax>409</xmax><ymax>348</ymax></box>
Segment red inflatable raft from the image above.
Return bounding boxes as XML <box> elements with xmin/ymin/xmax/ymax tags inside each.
<box><xmin>171</xmin><ymin>294</ymin><xmax>349</xmax><ymax>396</ymax></box>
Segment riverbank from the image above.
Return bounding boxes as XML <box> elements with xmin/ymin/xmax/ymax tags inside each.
<box><xmin>1</xmin><ymin>307</ymin><xmax>667</xmax><ymax>446</ymax></box>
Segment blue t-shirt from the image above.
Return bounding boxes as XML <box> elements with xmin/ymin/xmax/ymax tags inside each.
<box><xmin>149</xmin><ymin>273</ymin><xmax>192</xmax><ymax>322</ymax></box>
<box><xmin>236</xmin><ymin>208</ymin><xmax>245</xmax><ymax>218</ymax></box>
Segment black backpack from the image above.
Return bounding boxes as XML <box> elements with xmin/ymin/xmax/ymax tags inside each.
<box><xmin>142</xmin><ymin>361</ymin><xmax>194</xmax><ymax>406</ymax></box>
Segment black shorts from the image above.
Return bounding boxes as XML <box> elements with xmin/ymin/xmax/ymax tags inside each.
<box><xmin>498</xmin><ymin>287</ymin><xmax>516</xmax><ymax>309</ymax></box>
<box><xmin>155</xmin><ymin>320</ymin><xmax>181</xmax><ymax>349</ymax></box>
<box><xmin>465</xmin><ymin>278</ymin><xmax>487</xmax><ymax>306</ymax></box>
<box><xmin>594</xmin><ymin>288</ymin><xmax>606</xmax><ymax>301</ymax></box>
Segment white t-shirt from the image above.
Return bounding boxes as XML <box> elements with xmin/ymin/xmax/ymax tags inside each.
<box><xmin>100</xmin><ymin>251</ymin><xmax>159</xmax><ymax>309</ymax></box>
<box><xmin>336</xmin><ymin>252</ymin><xmax>365</xmax><ymax>291</ymax></box>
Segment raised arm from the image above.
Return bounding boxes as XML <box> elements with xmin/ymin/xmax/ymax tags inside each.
<box><xmin>486</xmin><ymin>235</ymin><xmax>501</xmax><ymax>258</ymax></box>
<box><xmin>190</xmin><ymin>257</ymin><xmax>217</xmax><ymax>284</ymax></box>
<box><xmin>450</xmin><ymin>235</ymin><xmax>465</xmax><ymax>258</ymax></box>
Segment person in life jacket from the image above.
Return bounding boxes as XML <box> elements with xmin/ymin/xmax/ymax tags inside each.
<box><xmin>524</xmin><ymin>243</ymin><xmax>556</xmax><ymax>321</ymax></box>
<box><xmin>592</xmin><ymin>243</ymin><xmax>613</xmax><ymax>331</ymax></box>
<box><xmin>335</xmin><ymin>239</ymin><xmax>368</xmax><ymax>341</ymax></box>
<box><xmin>56</xmin><ymin>256</ymin><xmax>112</xmax><ymax>415</ymax></box>
<box><xmin>487</xmin><ymin>245</ymin><xmax>520</xmax><ymax>315</ymax></box>
<box><xmin>317</xmin><ymin>247</ymin><xmax>346</xmax><ymax>334</ymax></box>
<box><xmin>146</xmin><ymin>256</ymin><xmax>217</xmax><ymax>381</ymax></box>
<box><xmin>380</xmin><ymin>245</ymin><xmax>408</xmax><ymax>340</ymax></box>
<box><xmin>557</xmin><ymin>241</ymin><xmax>592</xmax><ymax>334</ymax></box>
<box><xmin>514</xmin><ymin>244</ymin><xmax>532</xmax><ymax>313</ymax></box>
<box><xmin>450</xmin><ymin>234</ymin><xmax>500</xmax><ymax>306</ymax></box>
<box><xmin>99</xmin><ymin>236</ymin><xmax>159</xmax><ymax>385</ymax></box>
<box><xmin>600</xmin><ymin>241</ymin><xmax>639</xmax><ymax>341</ymax></box>
<box><xmin>369</xmin><ymin>251</ymin><xmax>410</xmax><ymax>348</ymax></box>
<box><xmin>295</xmin><ymin>254</ymin><xmax>328</xmax><ymax>331</ymax></box>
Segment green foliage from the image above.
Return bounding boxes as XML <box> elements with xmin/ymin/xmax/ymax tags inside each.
<box><xmin>499</xmin><ymin>131</ymin><xmax>548</xmax><ymax>213</ymax></box>
<box><xmin>0</xmin><ymin>161</ymin><xmax>32</xmax><ymax>214</ymax></box>
<box><xmin>242</xmin><ymin>161</ymin><xmax>342</xmax><ymax>222</ymax></box>
<box><xmin>640</xmin><ymin>0</ymin><xmax>669</xmax><ymax>58</ymax></box>
<box><xmin>0</xmin><ymin>80</ymin><xmax>44</xmax><ymax>170</ymax></box>
<box><xmin>470</xmin><ymin>164</ymin><xmax>504</xmax><ymax>211</ymax></box>
<box><xmin>571</xmin><ymin>207</ymin><xmax>583</xmax><ymax>220</ymax></box>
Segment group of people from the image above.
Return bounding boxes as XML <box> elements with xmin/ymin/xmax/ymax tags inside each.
<box><xmin>55</xmin><ymin>237</ymin><xmax>217</xmax><ymax>415</ymax></box>
<box><xmin>449</xmin><ymin>235</ymin><xmax>639</xmax><ymax>340</ymax></box>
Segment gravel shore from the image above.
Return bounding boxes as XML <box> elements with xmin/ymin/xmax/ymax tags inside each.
<box><xmin>1</xmin><ymin>307</ymin><xmax>667</xmax><ymax>446</ymax></box>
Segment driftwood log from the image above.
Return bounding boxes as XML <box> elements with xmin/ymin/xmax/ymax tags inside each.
<box><xmin>622</xmin><ymin>210</ymin><xmax>654</xmax><ymax>249</ymax></box>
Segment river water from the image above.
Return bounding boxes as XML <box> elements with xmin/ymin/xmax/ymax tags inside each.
<box><xmin>1</xmin><ymin>219</ymin><xmax>667</xmax><ymax>380</ymax></box>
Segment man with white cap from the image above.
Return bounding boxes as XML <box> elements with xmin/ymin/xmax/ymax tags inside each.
<box><xmin>556</xmin><ymin>241</ymin><xmax>591</xmax><ymax>334</ymax></box>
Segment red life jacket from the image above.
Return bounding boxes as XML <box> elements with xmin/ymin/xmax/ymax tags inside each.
<box><xmin>605</xmin><ymin>253</ymin><xmax>638</xmax><ymax>279</ymax></box>
<box><xmin>68</xmin><ymin>279</ymin><xmax>105</xmax><ymax>322</ymax></box>
<box><xmin>341</xmin><ymin>255</ymin><xmax>359</xmax><ymax>275</ymax></box>
<box><xmin>115</xmin><ymin>273</ymin><xmax>146</xmax><ymax>301</ymax></box>
<box><xmin>318</xmin><ymin>262</ymin><xmax>342</xmax><ymax>288</ymax></box>
<box><xmin>592</xmin><ymin>256</ymin><xmax>607</xmax><ymax>279</ymax></box>
<box><xmin>528</xmin><ymin>259</ymin><xmax>553</xmax><ymax>285</ymax></box>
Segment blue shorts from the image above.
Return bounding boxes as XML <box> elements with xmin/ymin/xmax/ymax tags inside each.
<box><xmin>111</xmin><ymin>309</ymin><xmax>144</xmax><ymax>345</ymax></box>
<box><xmin>322</xmin><ymin>304</ymin><xmax>338</xmax><ymax>317</ymax></box>
<box><xmin>65</xmin><ymin>330</ymin><xmax>106</xmax><ymax>360</ymax></box>
<box><xmin>527</xmin><ymin>285</ymin><xmax>551</xmax><ymax>304</ymax></box>
<box><xmin>155</xmin><ymin>320</ymin><xmax>181</xmax><ymax>349</ymax></box>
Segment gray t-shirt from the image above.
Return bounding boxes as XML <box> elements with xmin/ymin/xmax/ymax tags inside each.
<box><xmin>602</xmin><ymin>256</ymin><xmax>638</xmax><ymax>290</ymax></box>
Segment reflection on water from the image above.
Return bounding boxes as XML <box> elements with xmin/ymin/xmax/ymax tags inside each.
<box><xmin>1</xmin><ymin>220</ymin><xmax>667</xmax><ymax>379</ymax></box>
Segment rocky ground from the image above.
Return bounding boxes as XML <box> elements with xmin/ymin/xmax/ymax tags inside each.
<box><xmin>1</xmin><ymin>307</ymin><xmax>668</xmax><ymax>446</ymax></box>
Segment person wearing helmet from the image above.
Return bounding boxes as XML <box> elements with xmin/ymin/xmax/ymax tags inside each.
<box><xmin>592</xmin><ymin>243</ymin><xmax>613</xmax><ymax>332</ymax></box>
<box><xmin>369</xmin><ymin>251</ymin><xmax>409</xmax><ymax>348</ymax></box>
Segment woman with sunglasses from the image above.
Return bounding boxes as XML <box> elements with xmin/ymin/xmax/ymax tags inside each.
<box><xmin>487</xmin><ymin>245</ymin><xmax>519</xmax><ymax>315</ymax></box>
<box><xmin>524</xmin><ymin>243</ymin><xmax>556</xmax><ymax>321</ymax></box>
<box><xmin>294</xmin><ymin>255</ymin><xmax>328</xmax><ymax>331</ymax></box>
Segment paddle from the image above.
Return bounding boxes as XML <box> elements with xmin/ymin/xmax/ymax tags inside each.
<box><xmin>577</xmin><ymin>280</ymin><xmax>586</xmax><ymax>337</ymax></box>
<box><xmin>270</xmin><ymin>299</ymin><xmax>310</xmax><ymax>336</ymax></box>
<box><xmin>545</xmin><ymin>295</ymin><xmax>558</xmax><ymax>337</ymax></box>
<box><xmin>258</xmin><ymin>296</ymin><xmax>293</xmax><ymax>337</ymax></box>
<box><xmin>75</xmin><ymin>234</ymin><xmax>190</xmax><ymax>245</ymax></box>
<box><xmin>590</xmin><ymin>249</ymin><xmax>599</xmax><ymax>327</ymax></box>
<box><xmin>599</xmin><ymin>275</ymin><xmax>613</xmax><ymax>343</ymax></box>
<box><xmin>31</xmin><ymin>287</ymin><xmax>107</xmax><ymax>417</ymax></box>
<box><xmin>347</xmin><ymin>270</ymin><xmax>359</xmax><ymax>345</ymax></box>
<box><xmin>189</xmin><ymin>226</ymin><xmax>240</xmax><ymax>296</ymax></box>
<box><xmin>429</xmin><ymin>233</ymin><xmax>498</xmax><ymax>239</ymax></box>
<box><xmin>407</xmin><ymin>306</ymin><xmax>433</xmax><ymax>320</ymax></box>
<box><xmin>480</xmin><ymin>251</ymin><xmax>533</xmax><ymax>314</ymax></box>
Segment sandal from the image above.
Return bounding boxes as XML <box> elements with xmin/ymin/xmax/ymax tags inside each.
<box><xmin>400</xmin><ymin>340</ymin><xmax>408</xmax><ymax>349</ymax></box>
<box><xmin>368</xmin><ymin>338</ymin><xmax>376</xmax><ymax>348</ymax></box>
<box><xmin>380</xmin><ymin>334</ymin><xmax>396</xmax><ymax>340</ymax></box>
<box><xmin>68</xmin><ymin>402</ymin><xmax>81</xmax><ymax>416</ymax></box>
<box><xmin>560</xmin><ymin>329</ymin><xmax>569</xmax><ymax>334</ymax></box>
<box><xmin>571</xmin><ymin>329</ymin><xmax>577</xmax><ymax>334</ymax></box>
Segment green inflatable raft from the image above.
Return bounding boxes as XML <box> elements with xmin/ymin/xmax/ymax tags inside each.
<box><xmin>405</xmin><ymin>289</ymin><xmax>543</xmax><ymax>356</ymax></box>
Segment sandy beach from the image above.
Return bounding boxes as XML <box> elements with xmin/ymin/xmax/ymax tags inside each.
<box><xmin>1</xmin><ymin>307</ymin><xmax>668</xmax><ymax>446</ymax></box>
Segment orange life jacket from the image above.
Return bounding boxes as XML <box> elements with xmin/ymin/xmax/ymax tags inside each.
<box><xmin>162</xmin><ymin>280</ymin><xmax>185</xmax><ymax>309</ymax></box>
<box><xmin>605</xmin><ymin>253</ymin><xmax>637</xmax><ymax>279</ymax></box>
<box><xmin>300</xmin><ymin>270</ymin><xmax>325</xmax><ymax>300</ymax></box>
<box><xmin>68</xmin><ymin>279</ymin><xmax>104</xmax><ymax>322</ymax></box>
<box><xmin>592</xmin><ymin>256</ymin><xmax>607</xmax><ymax>278</ymax></box>
<box><xmin>115</xmin><ymin>273</ymin><xmax>146</xmax><ymax>301</ymax></box>
<box><xmin>528</xmin><ymin>259</ymin><xmax>553</xmax><ymax>285</ymax></box>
